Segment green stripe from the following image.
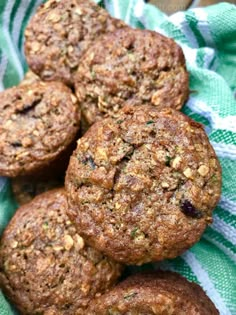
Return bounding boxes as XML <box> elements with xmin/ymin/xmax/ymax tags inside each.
<box><xmin>191</xmin><ymin>240</ymin><xmax>236</xmax><ymax>314</ymax></box>
<box><xmin>18</xmin><ymin>0</ymin><xmax>40</xmax><ymax>71</ymax></box>
<box><xmin>215</xmin><ymin>206</ymin><xmax>236</xmax><ymax>229</ymax></box>
<box><xmin>185</xmin><ymin>12</ymin><xmax>206</xmax><ymax>47</ymax></box>
<box><xmin>183</xmin><ymin>105</ymin><xmax>210</xmax><ymax>126</ymax></box>
<box><xmin>209</xmin><ymin>129</ymin><xmax>236</xmax><ymax>145</ymax></box>
<box><xmin>220</xmin><ymin>158</ymin><xmax>236</xmax><ymax>202</ymax></box>
<box><xmin>0</xmin><ymin>0</ymin><xmax>8</xmax><ymax>25</ymax></box>
<box><xmin>209</xmin><ymin>54</ymin><xmax>217</xmax><ymax>70</ymax></box>
<box><xmin>204</xmin><ymin>227</ymin><xmax>236</xmax><ymax>256</ymax></box>
<box><xmin>9</xmin><ymin>0</ymin><xmax>20</xmax><ymax>33</ymax></box>
<box><xmin>0</xmin><ymin>1</ymin><xmax>22</xmax><ymax>87</ymax></box>
<box><xmin>167</xmin><ymin>256</ymin><xmax>200</xmax><ymax>284</ymax></box>
<box><xmin>196</xmin><ymin>48</ymin><xmax>205</xmax><ymax>68</ymax></box>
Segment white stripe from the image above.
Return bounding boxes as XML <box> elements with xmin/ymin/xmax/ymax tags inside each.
<box><xmin>21</xmin><ymin>0</ymin><xmax>44</xmax><ymax>61</ymax></box>
<box><xmin>133</xmin><ymin>0</ymin><xmax>145</xmax><ymax>19</ymax></box>
<box><xmin>183</xmin><ymin>46</ymin><xmax>198</xmax><ymax>67</ymax></box>
<box><xmin>191</xmin><ymin>8</ymin><xmax>216</xmax><ymax>48</ymax></box>
<box><xmin>124</xmin><ymin>0</ymin><xmax>134</xmax><ymax>24</ymax></box>
<box><xmin>2</xmin><ymin>0</ymin><xmax>24</xmax><ymax>80</ymax></box>
<box><xmin>203</xmin><ymin>235</ymin><xmax>236</xmax><ymax>264</ymax></box>
<box><xmin>211</xmin><ymin>141</ymin><xmax>236</xmax><ymax>160</ymax></box>
<box><xmin>105</xmin><ymin>0</ymin><xmax>115</xmax><ymax>17</ymax></box>
<box><xmin>168</xmin><ymin>12</ymin><xmax>199</xmax><ymax>48</ymax></box>
<box><xmin>212</xmin><ymin>215</ymin><xmax>236</xmax><ymax>246</ymax></box>
<box><xmin>0</xmin><ymin>54</ymin><xmax>8</xmax><ymax>91</ymax></box>
<box><xmin>201</xmin><ymin>47</ymin><xmax>216</xmax><ymax>69</ymax></box>
<box><xmin>182</xmin><ymin>251</ymin><xmax>231</xmax><ymax>315</ymax></box>
<box><xmin>219</xmin><ymin>197</ymin><xmax>236</xmax><ymax>215</ymax></box>
<box><xmin>134</xmin><ymin>0</ymin><xmax>152</xmax><ymax>30</ymax></box>
<box><xmin>186</xmin><ymin>97</ymin><xmax>236</xmax><ymax>133</ymax></box>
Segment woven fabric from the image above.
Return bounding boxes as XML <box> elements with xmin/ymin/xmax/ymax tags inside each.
<box><xmin>0</xmin><ymin>1</ymin><xmax>235</xmax><ymax>314</ymax></box>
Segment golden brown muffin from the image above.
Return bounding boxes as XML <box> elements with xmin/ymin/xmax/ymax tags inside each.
<box><xmin>0</xmin><ymin>81</ymin><xmax>80</xmax><ymax>177</ymax></box>
<box><xmin>0</xmin><ymin>189</ymin><xmax>122</xmax><ymax>314</ymax></box>
<box><xmin>75</xmin><ymin>27</ymin><xmax>189</xmax><ymax>126</ymax></box>
<box><xmin>87</xmin><ymin>272</ymin><xmax>219</xmax><ymax>314</ymax></box>
<box><xmin>24</xmin><ymin>0</ymin><xmax>125</xmax><ymax>86</ymax></box>
<box><xmin>65</xmin><ymin>105</ymin><xmax>221</xmax><ymax>265</ymax></box>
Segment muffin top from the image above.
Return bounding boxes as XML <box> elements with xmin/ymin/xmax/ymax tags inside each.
<box><xmin>0</xmin><ymin>189</ymin><xmax>122</xmax><ymax>315</ymax></box>
<box><xmin>75</xmin><ymin>27</ymin><xmax>189</xmax><ymax>126</ymax></box>
<box><xmin>24</xmin><ymin>0</ymin><xmax>125</xmax><ymax>86</ymax></box>
<box><xmin>66</xmin><ymin>105</ymin><xmax>221</xmax><ymax>265</ymax></box>
<box><xmin>0</xmin><ymin>81</ymin><xmax>80</xmax><ymax>177</ymax></box>
<box><xmin>87</xmin><ymin>271</ymin><xmax>219</xmax><ymax>315</ymax></box>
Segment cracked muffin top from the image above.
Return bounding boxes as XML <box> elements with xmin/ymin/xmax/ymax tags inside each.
<box><xmin>65</xmin><ymin>105</ymin><xmax>221</xmax><ymax>265</ymax></box>
<box><xmin>87</xmin><ymin>271</ymin><xmax>219</xmax><ymax>315</ymax></box>
<box><xmin>0</xmin><ymin>81</ymin><xmax>80</xmax><ymax>177</ymax></box>
<box><xmin>0</xmin><ymin>189</ymin><xmax>122</xmax><ymax>315</ymax></box>
<box><xmin>24</xmin><ymin>0</ymin><xmax>125</xmax><ymax>86</ymax></box>
<box><xmin>74</xmin><ymin>27</ymin><xmax>189</xmax><ymax>126</ymax></box>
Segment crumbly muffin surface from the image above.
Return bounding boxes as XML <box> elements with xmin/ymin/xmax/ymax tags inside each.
<box><xmin>87</xmin><ymin>272</ymin><xmax>219</xmax><ymax>315</ymax></box>
<box><xmin>0</xmin><ymin>189</ymin><xmax>122</xmax><ymax>314</ymax></box>
<box><xmin>25</xmin><ymin>0</ymin><xmax>125</xmax><ymax>85</ymax></box>
<box><xmin>75</xmin><ymin>27</ymin><xmax>189</xmax><ymax>125</ymax></box>
<box><xmin>66</xmin><ymin>105</ymin><xmax>221</xmax><ymax>265</ymax></box>
<box><xmin>0</xmin><ymin>81</ymin><xmax>80</xmax><ymax>177</ymax></box>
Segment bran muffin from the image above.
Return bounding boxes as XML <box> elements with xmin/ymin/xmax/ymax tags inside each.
<box><xmin>65</xmin><ymin>105</ymin><xmax>221</xmax><ymax>265</ymax></box>
<box><xmin>20</xmin><ymin>70</ymin><xmax>40</xmax><ymax>86</ymax></box>
<box><xmin>24</xmin><ymin>0</ymin><xmax>125</xmax><ymax>86</ymax></box>
<box><xmin>0</xmin><ymin>81</ymin><xmax>80</xmax><ymax>177</ymax></box>
<box><xmin>74</xmin><ymin>27</ymin><xmax>189</xmax><ymax>126</ymax></box>
<box><xmin>0</xmin><ymin>189</ymin><xmax>122</xmax><ymax>315</ymax></box>
<box><xmin>87</xmin><ymin>272</ymin><xmax>219</xmax><ymax>314</ymax></box>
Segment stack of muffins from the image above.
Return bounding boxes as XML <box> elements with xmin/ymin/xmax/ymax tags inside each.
<box><xmin>0</xmin><ymin>0</ymin><xmax>222</xmax><ymax>314</ymax></box>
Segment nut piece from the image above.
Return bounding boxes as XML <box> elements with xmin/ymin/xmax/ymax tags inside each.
<box><xmin>63</xmin><ymin>234</ymin><xmax>74</xmax><ymax>251</ymax></box>
<box><xmin>172</xmin><ymin>156</ymin><xmax>181</xmax><ymax>169</ymax></box>
<box><xmin>74</xmin><ymin>234</ymin><xmax>85</xmax><ymax>250</ymax></box>
<box><xmin>198</xmin><ymin>165</ymin><xmax>209</xmax><ymax>177</ymax></box>
<box><xmin>183</xmin><ymin>167</ymin><xmax>193</xmax><ymax>179</ymax></box>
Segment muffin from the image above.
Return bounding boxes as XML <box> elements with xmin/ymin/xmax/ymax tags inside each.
<box><xmin>65</xmin><ymin>105</ymin><xmax>221</xmax><ymax>265</ymax></box>
<box><xmin>74</xmin><ymin>27</ymin><xmax>189</xmax><ymax>126</ymax></box>
<box><xmin>0</xmin><ymin>189</ymin><xmax>122</xmax><ymax>314</ymax></box>
<box><xmin>20</xmin><ymin>70</ymin><xmax>40</xmax><ymax>86</ymax></box>
<box><xmin>0</xmin><ymin>81</ymin><xmax>80</xmax><ymax>177</ymax></box>
<box><xmin>24</xmin><ymin>0</ymin><xmax>125</xmax><ymax>86</ymax></box>
<box><xmin>87</xmin><ymin>271</ymin><xmax>219</xmax><ymax>314</ymax></box>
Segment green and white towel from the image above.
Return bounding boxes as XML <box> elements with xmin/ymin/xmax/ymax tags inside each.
<box><xmin>0</xmin><ymin>0</ymin><xmax>235</xmax><ymax>314</ymax></box>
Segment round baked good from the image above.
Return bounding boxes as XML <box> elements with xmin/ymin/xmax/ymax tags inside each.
<box><xmin>0</xmin><ymin>81</ymin><xmax>80</xmax><ymax>177</ymax></box>
<box><xmin>24</xmin><ymin>0</ymin><xmax>125</xmax><ymax>86</ymax></box>
<box><xmin>87</xmin><ymin>271</ymin><xmax>219</xmax><ymax>314</ymax></box>
<box><xmin>0</xmin><ymin>189</ymin><xmax>122</xmax><ymax>315</ymax></box>
<box><xmin>12</xmin><ymin>176</ymin><xmax>63</xmax><ymax>205</ymax></box>
<box><xmin>65</xmin><ymin>105</ymin><xmax>221</xmax><ymax>265</ymax></box>
<box><xmin>20</xmin><ymin>70</ymin><xmax>40</xmax><ymax>86</ymax></box>
<box><xmin>74</xmin><ymin>27</ymin><xmax>189</xmax><ymax>126</ymax></box>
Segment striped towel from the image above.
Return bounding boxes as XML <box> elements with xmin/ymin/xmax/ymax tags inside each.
<box><xmin>0</xmin><ymin>1</ymin><xmax>235</xmax><ymax>314</ymax></box>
